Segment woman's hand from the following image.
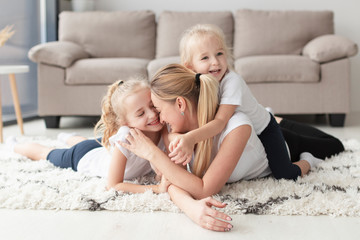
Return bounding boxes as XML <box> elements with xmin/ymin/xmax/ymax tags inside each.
<box><xmin>186</xmin><ymin>197</ymin><xmax>233</xmax><ymax>232</ymax></box>
<box><xmin>118</xmin><ymin>128</ymin><xmax>162</xmax><ymax>161</ymax></box>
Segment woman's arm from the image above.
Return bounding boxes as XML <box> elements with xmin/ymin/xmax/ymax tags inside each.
<box><xmin>107</xmin><ymin>148</ymin><xmax>169</xmax><ymax>194</ymax></box>
<box><xmin>120</xmin><ymin>124</ymin><xmax>251</xmax><ymax>199</ymax></box>
<box><xmin>167</xmin><ymin>184</ymin><xmax>233</xmax><ymax>232</ymax></box>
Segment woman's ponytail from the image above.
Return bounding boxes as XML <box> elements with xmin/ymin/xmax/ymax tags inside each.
<box><xmin>192</xmin><ymin>74</ymin><xmax>219</xmax><ymax>177</ymax></box>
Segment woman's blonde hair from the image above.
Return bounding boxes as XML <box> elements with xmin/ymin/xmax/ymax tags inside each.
<box><xmin>151</xmin><ymin>64</ymin><xmax>219</xmax><ymax>177</ymax></box>
<box><xmin>94</xmin><ymin>79</ymin><xmax>150</xmax><ymax>148</ymax></box>
<box><xmin>179</xmin><ymin>24</ymin><xmax>233</xmax><ymax>68</ymax></box>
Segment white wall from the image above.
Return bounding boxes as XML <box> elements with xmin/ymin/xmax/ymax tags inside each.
<box><xmin>95</xmin><ymin>0</ymin><xmax>360</xmax><ymax>112</ymax></box>
<box><xmin>0</xmin><ymin>0</ymin><xmax>41</xmax><ymax>120</ymax></box>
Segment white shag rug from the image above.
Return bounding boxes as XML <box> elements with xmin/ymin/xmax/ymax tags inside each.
<box><xmin>1</xmin><ymin>136</ymin><xmax>360</xmax><ymax>216</ymax></box>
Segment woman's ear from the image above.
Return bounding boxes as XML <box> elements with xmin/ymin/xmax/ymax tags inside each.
<box><xmin>176</xmin><ymin>97</ymin><xmax>187</xmax><ymax>113</ymax></box>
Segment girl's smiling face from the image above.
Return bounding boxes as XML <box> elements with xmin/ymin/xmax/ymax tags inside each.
<box><xmin>124</xmin><ymin>88</ymin><xmax>163</xmax><ymax>133</ymax></box>
<box><xmin>187</xmin><ymin>35</ymin><xmax>228</xmax><ymax>82</ymax></box>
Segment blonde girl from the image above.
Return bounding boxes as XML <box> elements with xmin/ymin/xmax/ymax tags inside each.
<box><xmin>169</xmin><ymin>24</ymin><xmax>324</xmax><ymax>179</ymax></box>
<box><xmin>8</xmin><ymin>79</ymin><xmax>169</xmax><ymax>194</ymax></box>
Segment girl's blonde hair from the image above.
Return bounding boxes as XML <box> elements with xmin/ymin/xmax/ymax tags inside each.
<box><xmin>179</xmin><ymin>24</ymin><xmax>233</xmax><ymax>68</ymax></box>
<box><xmin>94</xmin><ymin>79</ymin><xmax>150</xmax><ymax>148</ymax></box>
<box><xmin>151</xmin><ymin>64</ymin><xmax>219</xmax><ymax>177</ymax></box>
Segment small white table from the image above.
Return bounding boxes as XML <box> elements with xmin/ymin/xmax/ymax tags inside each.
<box><xmin>0</xmin><ymin>65</ymin><xmax>29</xmax><ymax>143</ymax></box>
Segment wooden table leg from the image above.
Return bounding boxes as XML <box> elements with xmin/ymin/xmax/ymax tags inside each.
<box><xmin>0</xmin><ymin>79</ymin><xmax>3</xmax><ymax>143</ymax></box>
<box><xmin>9</xmin><ymin>73</ymin><xmax>24</xmax><ymax>135</ymax></box>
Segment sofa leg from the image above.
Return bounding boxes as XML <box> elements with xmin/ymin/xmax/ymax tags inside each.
<box><xmin>329</xmin><ymin>114</ymin><xmax>346</xmax><ymax>127</ymax></box>
<box><xmin>44</xmin><ymin>116</ymin><xmax>61</xmax><ymax>128</ymax></box>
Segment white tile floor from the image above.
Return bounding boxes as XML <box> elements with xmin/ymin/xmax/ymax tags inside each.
<box><xmin>1</xmin><ymin>113</ymin><xmax>360</xmax><ymax>240</ymax></box>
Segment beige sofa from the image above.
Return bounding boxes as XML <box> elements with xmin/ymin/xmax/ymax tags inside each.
<box><xmin>28</xmin><ymin>9</ymin><xmax>358</xmax><ymax>128</ymax></box>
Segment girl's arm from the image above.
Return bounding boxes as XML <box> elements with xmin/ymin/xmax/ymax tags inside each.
<box><xmin>167</xmin><ymin>184</ymin><xmax>232</xmax><ymax>232</ymax></box>
<box><xmin>107</xmin><ymin>147</ymin><xmax>169</xmax><ymax>194</ymax></box>
<box><xmin>120</xmin><ymin>124</ymin><xmax>251</xmax><ymax>199</ymax></box>
<box><xmin>169</xmin><ymin>104</ymin><xmax>237</xmax><ymax>164</ymax></box>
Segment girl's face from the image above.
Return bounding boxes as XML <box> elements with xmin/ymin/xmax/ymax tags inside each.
<box><xmin>188</xmin><ymin>35</ymin><xmax>228</xmax><ymax>82</ymax></box>
<box><xmin>151</xmin><ymin>93</ymin><xmax>186</xmax><ymax>133</ymax></box>
<box><xmin>123</xmin><ymin>88</ymin><xmax>163</xmax><ymax>133</ymax></box>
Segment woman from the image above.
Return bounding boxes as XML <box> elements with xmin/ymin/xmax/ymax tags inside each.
<box><xmin>120</xmin><ymin>64</ymin><xmax>344</xmax><ymax>231</ymax></box>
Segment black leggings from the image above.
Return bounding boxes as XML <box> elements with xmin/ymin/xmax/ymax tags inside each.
<box><xmin>279</xmin><ymin>119</ymin><xmax>345</xmax><ymax>162</ymax></box>
<box><xmin>258</xmin><ymin>114</ymin><xmax>301</xmax><ymax>180</ymax></box>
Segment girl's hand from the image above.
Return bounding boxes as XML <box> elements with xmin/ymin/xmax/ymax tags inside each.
<box><xmin>158</xmin><ymin>175</ymin><xmax>171</xmax><ymax>193</ymax></box>
<box><xmin>118</xmin><ymin>128</ymin><xmax>161</xmax><ymax>161</ymax></box>
<box><xmin>186</xmin><ymin>197</ymin><xmax>233</xmax><ymax>232</ymax></box>
<box><xmin>168</xmin><ymin>133</ymin><xmax>194</xmax><ymax>166</ymax></box>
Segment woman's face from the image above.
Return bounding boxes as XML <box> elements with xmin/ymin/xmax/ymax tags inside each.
<box><xmin>151</xmin><ymin>93</ymin><xmax>186</xmax><ymax>133</ymax></box>
<box><xmin>123</xmin><ymin>88</ymin><xmax>163</xmax><ymax>133</ymax></box>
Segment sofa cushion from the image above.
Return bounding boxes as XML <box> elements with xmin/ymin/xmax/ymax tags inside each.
<box><xmin>147</xmin><ymin>56</ymin><xmax>181</xmax><ymax>79</ymax></box>
<box><xmin>303</xmin><ymin>34</ymin><xmax>358</xmax><ymax>63</ymax></box>
<box><xmin>156</xmin><ymin>11</ymin><xmax>234</xmax><ymax>58</ymax></box>
<box><xmin>66</xmin><ymin>58</ymin><xmax>150</xmax><ymax>85</ymax></box>
<box><xmin>59</xmin><ymin>11</ymin><xmax>156</xmax><ymax>59</ymax></box>
<box><xmin>234</xmin><ymin>9</ymin><xmax>334</xmax><ymax>58</ymax></box>
<box><xmin>234</xmin><ymin>55</ymin><xmax>320</xmax><ymax>84</ymax></box>
<box><xmin>28</xmin><ymin>41</ymin><xmax>89</xmax><ymax>68</ymax></box>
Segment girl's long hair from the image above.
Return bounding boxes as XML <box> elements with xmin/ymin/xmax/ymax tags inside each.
<box><xmin>151</xmin><ymin>64</ymin><xmax>219</xmax><ymax>177</ymax></box>
<box><xmin>94</xmin><ymin>79</ymin><xmax>150</xmax><ymax>148</ymax></box>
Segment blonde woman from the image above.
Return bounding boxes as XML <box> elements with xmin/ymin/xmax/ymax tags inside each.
<box><xmin>120</xmin><ymin>64</ymin><xmax>344</xmax><ymax>231</ymax></box>
<box><xmin>120</xmin><ymin>64</ymin><xmax>270</xmax><ymax>231</ymax></box>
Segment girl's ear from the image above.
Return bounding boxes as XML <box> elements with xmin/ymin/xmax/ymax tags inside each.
<box><xmin>176</xmin><ymin>96</ymin><xmax>187</xmax><ymax>113</ymax></box>
<box><xmin>184</xmin><ymin>61</ymin><xmax>193</xmax><ymax>70</ymax></box>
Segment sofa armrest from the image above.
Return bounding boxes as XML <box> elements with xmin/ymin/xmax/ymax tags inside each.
<box><xmin>302</xmin><ymin>34</ymin><xmax>358</xmax><ymax>63</ymax></box>
<box><xmin>28</xmin><ymin>41</ymin><xmax>90</xmax><ymax>68</ymax></box>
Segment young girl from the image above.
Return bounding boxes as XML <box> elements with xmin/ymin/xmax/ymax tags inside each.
<box><xmin>7</xmin><ymin>79</ymin><xmax>169</xmax><ymax>193</ymax></box>
<box><xmin>168</xmin><ymin>24</ymin><xmax>326</xmax><ymax>179</ymax></box>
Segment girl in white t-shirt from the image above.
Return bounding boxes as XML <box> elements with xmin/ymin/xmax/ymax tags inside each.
<box><xmin>8</xmin><ymin>79</ymin><xmax>169</xmax><ymax>194</ymax></box>
<box><xmin>168</xmin><ymin>24</ymin><xmax>319</xmax><ymax>180</ymax></box>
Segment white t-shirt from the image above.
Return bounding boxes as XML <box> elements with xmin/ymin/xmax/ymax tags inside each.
<box><xmin>77</xmin><ymin>127</ymin><xmax>165</xmax><ymax>179</ymax></box>
<box><xmin>220</xmin><ymin>70</ymin><xmax>271</xmax><ymax>135</ymax></box>
<box><xmin>191</xmin><ymin>112</ymin><xmax>271</xmax><ymax>183</ymax></box>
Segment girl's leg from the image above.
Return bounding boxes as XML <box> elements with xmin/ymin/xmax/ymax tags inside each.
<box><xmin>293</xmin><ymin>160</ymin><xmax>310</xmax><ymax>177</ymax></box>
<box><xmin>66</xmin><ymin>136</ymin><xmax>87</xmax><ymax>146</ymax></box>
<box><xmin>47</xmin><ymin>138</ymin><xmax>102</xmax><ymax>171</ymax></box>
<box><xmin>280</xmin><ymin>118</ymin><xmax>341</xmax><ymax>139</ymax></box>
<box><xmin>57</xmin><ymin>132</ymin><xmax>87</xmax><ymax>146</ymax></box>
<box><xmin>14</xmin><ymin>143</ymin><xmax>54</xmax><ymax>161</ymax></box>
<box><xmin>280</xmin><ymin>119</ymin><xmax>344</xmax><ymax>159</ymax></box>
<box><xmin>258</xmin><ymin>114</ymin><xmax>302</xmax><ymax>180</ymax></box>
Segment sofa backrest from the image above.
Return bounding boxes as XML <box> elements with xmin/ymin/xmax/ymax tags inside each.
<box><xmin>156</xmin><ymin>11</ymin><xmax>234</xmax><ymax>59</ymax></box>
<box><xmin>59</xmin><ymin>11</ymin><xmax>156</xmax><ymax>59</ymax></box>
<box><xmin>234</xmin><ymin>9</ymin><xmax>334</xmax><ymax>58</ymax></box>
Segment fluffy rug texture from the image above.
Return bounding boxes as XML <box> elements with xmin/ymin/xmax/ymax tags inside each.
<box><xmin>1</xmin><ymin>136</ymin><xmax>359</xmax><ymax>216</ymax></box>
